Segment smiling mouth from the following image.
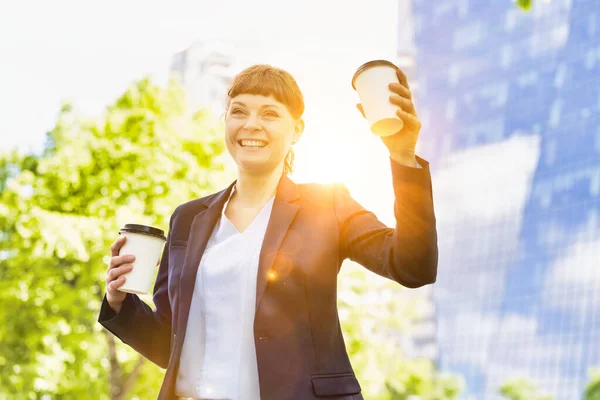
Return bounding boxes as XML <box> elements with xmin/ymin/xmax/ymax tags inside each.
<box><xmin>238</xmin><ymin>139</ymin><xmax>269</xmax><ymax>148</ymax></box>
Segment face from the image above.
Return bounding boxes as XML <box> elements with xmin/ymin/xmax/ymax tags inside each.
<box><xmin>225</xmin><ymin>93</ymin><xmax>304</xmax><ymax>175</ymax></box>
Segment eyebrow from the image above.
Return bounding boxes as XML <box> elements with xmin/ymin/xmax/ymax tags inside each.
<box><xmin>230</xmin><ymin>101</ymin><xmax>281</xmax><ymax>110</ymax></box>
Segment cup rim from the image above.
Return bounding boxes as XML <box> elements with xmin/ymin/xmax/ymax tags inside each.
<box><xmin>351</xmin><ymin>60</ymin><xmax>398</xmax><ymax>90</ymax></box>
<box><xmin>119</xmin><ymin>224</ymin><xmax>166</xmax><ymax>241</ymax></box>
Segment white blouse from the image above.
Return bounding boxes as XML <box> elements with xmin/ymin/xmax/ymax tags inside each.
<box><xmin>175</xmin><ymin>188</ymin><xmax>274</xmax><ymax>399</ymax></box>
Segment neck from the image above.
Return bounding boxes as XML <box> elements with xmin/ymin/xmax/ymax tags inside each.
<box><xmin>234</xmin><ymin>165</ymin><xmax>284</xmax><ymax>206</ymax></box>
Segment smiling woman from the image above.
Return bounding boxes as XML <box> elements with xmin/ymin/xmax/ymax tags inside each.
<box><xmin>225</xmin><ymin>64</ymin><xmax>305</xmax><ymax>176</ymax></box>
<box><xmin>225</xmin><ymin>93</ymin><xmax>304</xmax><ymax>176</ymax></box>
<box><xmin>99</xmin><ymin>63</ymin><xmax>438</xmax><ymax>400</ymax></box>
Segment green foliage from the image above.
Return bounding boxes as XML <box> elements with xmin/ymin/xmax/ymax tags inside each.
<box><xmin>0</xmin><ymin>77</ymin><xmax>228</xmax><ymax>399</ymax></box>
<box><xmin>499</xmin><ymin>377</ymin><xmax>553</xmax><ymax>400</ymax></box>
<box><xmin>0</xmin><ymin>74</ymin><xmax>465</xmax><ymax>399</ymax></box>
<box><xmin>516</xmin><ymin>0</ymin><xmax>533</xmax><ymax>11</ymax></box>
<box><xmin>585</xmin><ymin>367</ymin><xmax>600</xmax><ymax>400</ymax></box>
<box><xmin>338</xmin><ymin>263</ymin><xmax>464</xmax><ymax>400</ymax></box>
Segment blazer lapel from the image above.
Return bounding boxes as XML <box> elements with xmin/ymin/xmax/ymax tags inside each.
<box><xmin>255</xmin><ymin>175</ymin><xmax>300</xmax><ymax>312</ymax></box>
<box><xmin>176</xmin><ymin>183</ymin><xmax>235</xmax><ymax>339</ymax></box>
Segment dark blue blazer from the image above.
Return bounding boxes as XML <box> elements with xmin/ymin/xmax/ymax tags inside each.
<box><xmin>98</xmin><ymin>156</ymin><xmax>438</xmax><ymax>400</ymax></box>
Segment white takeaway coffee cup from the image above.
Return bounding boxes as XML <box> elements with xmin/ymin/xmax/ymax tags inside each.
<box><xmin>352</xmin><ymin>60</ymin><xmax>404</xmax><ymax>137</ymax></box>
<box><xmin>117</xmin><ymin>224</ymin><xmax>167</xmax><ymax>295</ymax></box>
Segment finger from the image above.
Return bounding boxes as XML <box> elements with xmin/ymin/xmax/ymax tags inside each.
<box><xmin>389</xmin><ymin>95</ymin><xmax>417</xmax><ymax>116</ymax></box>
<box><xmin>110</xmin><ymin>236</ymin><xmax>127</xmax><ymax>257</ymax></box>
<box><xmin>108</xmin><ymin>254</ymin><xmax>135</xmax><ymax>270</ymax></box>
<box><xmin>107</xmin><ymin>264</ymin><xmax>133</xmax><ymax>282</ymax></box>
<box><xmin>109</xmin><ymin>276</ymin><xmax>126</xmax><ymax>292</ymax></box>
<box><xmin>396</xmin><ymin>109</ymin><xmax>422</xmax><ymax>130</ymax></box>
<box><xmin>109</xmin><ymin>254</ymin><xmax>135</xmax><ymax>269</ymax></box>
<box><xmin>388</xmin><ymin>83</ymin><xmax>411</xmax><ymax>99</ymax></box>
<box><xmin>356</xmin><ymin>103</ymin><xmax>366</xmax><ymax>118</ymax></box>
<box><xmin>396</xmin><ymin>68</ymin><xmax>410</xmax><ymax>89</ymax></box>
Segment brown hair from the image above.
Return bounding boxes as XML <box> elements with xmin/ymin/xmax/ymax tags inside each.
<box><xmin>225</xmin><ymin>64</ymin><xmax>305</xmax><ymax>175</ymax></box>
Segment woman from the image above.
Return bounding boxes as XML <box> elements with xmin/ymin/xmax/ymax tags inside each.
<box><xmin>99</xmin><ymin>64</ymin><xmax>438</xmax><ymax>400</ymax></box>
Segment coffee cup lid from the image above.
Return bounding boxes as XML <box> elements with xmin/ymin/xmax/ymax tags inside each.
<box><xmin>351</xmin><ymin>60</ymin><xmax>398</xmax><ymax>90</ymax></box>
<box><xmin>119</xmin><ymin>224</ymin><xmax>166</xmax><ymax>241</ymax></box>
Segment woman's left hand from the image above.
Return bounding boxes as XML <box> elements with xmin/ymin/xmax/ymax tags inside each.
<box><xmin>356</xmin><ymin>67</ymin><xmax>421</xmax><ymax>164</ymax></box>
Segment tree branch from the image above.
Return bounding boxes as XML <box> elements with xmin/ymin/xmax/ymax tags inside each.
<box><xmin>120</xmin><ymin>355</ymin><xmax>145</xmax><ymax>400</ymax></box>
<box><xmin>106</xmin><ymin>331</ymin><xmax>123</xmax><ymax>400</ymax></box>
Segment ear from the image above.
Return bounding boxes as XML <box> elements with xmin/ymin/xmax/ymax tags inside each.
<box><xmin>292</xmin><ymin>119</ymin><xmax>305</xmax><ymax>144</ymax></box>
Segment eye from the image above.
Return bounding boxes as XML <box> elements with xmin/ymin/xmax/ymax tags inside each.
<box><xmin>264</xmin><ymin>111</ymin><xmax>279</xmax><ymax>117</ymax></box>
<box><xmin>231</xmin><ymin>108</ymin><xmax>245</xmax><ymax>115</ymax></box>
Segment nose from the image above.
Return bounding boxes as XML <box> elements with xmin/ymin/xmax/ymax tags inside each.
<box><xmin>244</xmin><ymin>115</ymin><xmax>262</xmax><ymax>132</ymax></box>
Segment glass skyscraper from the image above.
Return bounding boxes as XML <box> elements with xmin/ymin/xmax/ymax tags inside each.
<box><xmin>408</xmin><ymin>0</ymin><xmax>600</xmax><ymax>398</ymax></box>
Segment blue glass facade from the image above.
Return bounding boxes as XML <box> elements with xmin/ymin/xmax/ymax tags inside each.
<box><xmin>410</xmin><ymin>0</ymin><xmax>600</xmax><ymax>398</ymax></box>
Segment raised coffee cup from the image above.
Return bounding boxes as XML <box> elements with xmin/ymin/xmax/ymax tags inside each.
<box><xmin>352</xmin><ymin>60</ymin><xmax>404</xmax><ymax>137</ymax></box>
<box><xmin>117</xmin><ymin>224</ymin><xmax>167</xmax><ymax>295</ymax></box>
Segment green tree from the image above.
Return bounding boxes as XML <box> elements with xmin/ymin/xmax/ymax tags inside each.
<box><xmin>0</xmin><ymin>77</ymin><xmax>228</xmax><ymax>399</ymax></box>
<box><xmin>0</xmin><ymin>75</ymin><xmax>463</xmax><ymax>400</ymax></box>
<box><xmin>499</xmin><ymin>377</ymin><xmax>553</xmax><ymax>400</ymax></box>
<box><xmin>585</xmin><ymin>367</ymin><xmax>600</xmax><ymax>400</ymax></box>
<box><xmin>338</xmin><ymin>263</ymin><xmax>464</xmax><ymax>400</ymax></box>
<box><xmin>516</xmin><ymin>0</ymin><xmax>533</xmax><ymax>11</ymax></box>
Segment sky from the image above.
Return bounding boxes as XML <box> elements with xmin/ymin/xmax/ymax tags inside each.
<box><xmin>0</xmin><ymin>0</ymin><xmax>406</xmax><ymax>211</ymax></box>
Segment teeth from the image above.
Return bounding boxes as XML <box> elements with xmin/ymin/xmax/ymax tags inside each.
<box><xmin>240</xmin><ymin>139</ymin><xmax>267</xmax><ymax>148</ymax></box>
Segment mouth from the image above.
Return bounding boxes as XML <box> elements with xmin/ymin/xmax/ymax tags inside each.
<box><xmin>237</xmin><ymin>139</ymin><xmax>269</xmax><ymax>149</ymax></box>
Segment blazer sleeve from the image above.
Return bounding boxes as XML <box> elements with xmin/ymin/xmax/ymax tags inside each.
<box><xmin>333</xmin><ymin>155</ymin><xmax>438</xmax><ymax>288</ymax></box>
<box><xmin>97</xmin><ymin>213</ymin><xmax>175</xmax><ymax>369</ymax></box>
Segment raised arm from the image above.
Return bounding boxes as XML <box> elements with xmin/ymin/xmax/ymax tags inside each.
<box><xmin>334</xmin><ymin>156</ymin><xmax>438</xmax><ymax>288</ymax></box>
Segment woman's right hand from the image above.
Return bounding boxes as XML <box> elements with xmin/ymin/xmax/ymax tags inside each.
<box><xmin>105</xmin><ymin>235</ymin><xmax>135</xmax><ymax>314</ymax></box>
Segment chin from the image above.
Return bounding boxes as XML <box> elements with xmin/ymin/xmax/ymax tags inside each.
<box><xmin>237</xmin><ymin>159</ymin><xmax>283</xmax><ymax>175</ymax></box>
